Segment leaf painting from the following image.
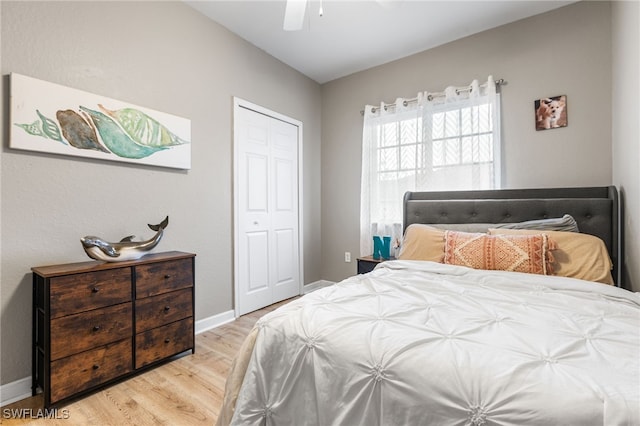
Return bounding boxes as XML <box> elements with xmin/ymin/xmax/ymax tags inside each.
<box><xmin>56</xmin><ymin>109</ymin><xmax>109</xmax><ymax>153</ymax></box>
<box><xmin>14</xmin><ymin>120</ymin><xmax>45</xmax><ymax>138</ymax></box>
<box><xmin>79</xmin><ymin>106</ymin><xmax>167</xmax><ymax>159</ymax></box>
<box><xmin>14</xmin><ymin>110</ymin><xmax>66</xmax><ymax>145</ymax></box>
<box><xmin>15</xmin><ymin>106</ymin><xmax>179</xmax><ymax>159</ymax></box>
<box><xmin>10</xmin><ymin>73</ymin><xmax>191</xmax><ymax>169</ymax></box>
<box><xmin>98</xmin><ymin>104</ymin><xmax>189</xmax><ymax>147</ymax></box>
<box><xmin>36</xmin><ymin>110</ymin><xmax>63</xmax><ymax>142</ymax></box>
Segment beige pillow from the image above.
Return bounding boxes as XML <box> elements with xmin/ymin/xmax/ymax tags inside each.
<box><xmin>397</xmin><ymin>224</ymin><xmax>445</xmax><ymax>262</ymax></box>
<box><xmin>443</xmin><ymin>231</ymin><xmax>555</xmax><ymax>275</ymax></box>
<box><xmin>488</xmin><ymin>228</ymin><xmax>614</xmax><ymax>285</ymax></box>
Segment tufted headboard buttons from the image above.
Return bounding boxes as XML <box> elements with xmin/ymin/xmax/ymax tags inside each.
<box><xmin>403</xmin><ymin>186</ymin><xmax>622</xmax><ymax>288</ymax></box>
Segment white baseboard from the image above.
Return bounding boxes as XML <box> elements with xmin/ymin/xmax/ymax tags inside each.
<box><xmin>0</xmin><ymin>309</ymin><xmax>233</xmax><ymax>407</ymax></box>
<box><xmin>303</xmin><ymin>279</ymin><xmax>334</xmax><ymax>294</ymax></box>
<box><xmin>195</xmin><ymin>309</ymin><xmax>236</xmax><ymax>334</ymax></box>
<box><xmin>2</xmin><ymin>289</ymin><xmax>331</xmax><ymax>407</ymax></box>
<box><xmin>0</xmin><ymin>376</ymin><xmax>32</xmax><ymax>407</ymax></box>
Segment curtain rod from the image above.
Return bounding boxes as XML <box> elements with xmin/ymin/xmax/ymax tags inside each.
<box><xmin>361</xmin><ymin>78</ymin><xmax>506</xmax><ymax>115</ymax></box>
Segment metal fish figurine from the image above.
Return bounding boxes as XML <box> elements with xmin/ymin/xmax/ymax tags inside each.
<box><xmin>81</xmin><ymin>216</ymin><xmax>168</xmax><ymax>262</ymax></box>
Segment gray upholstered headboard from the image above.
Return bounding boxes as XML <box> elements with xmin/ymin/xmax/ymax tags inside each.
<box><xmin>403</xmin><ymin>186</ymin><xmax>622</xmax><ymax>287</ymax></box>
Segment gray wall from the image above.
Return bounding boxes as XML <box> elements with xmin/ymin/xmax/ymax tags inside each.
<box><xmin>0</xmin><ymin>1</ymin><xmax>322</xmax><ymax>386</ymax></box>
<box><xmin>612</xmin><ymin>0</ymin><xmax>639</xmax><ymax>292</ymax></box>
<box><xmin>1</xmin><ymin>0</ymin><xmax>636</xmax><ymax>395</ymax></box>
<box><xmin>321</xmin><ymin>1</ymin><xmax>614</xmax><ymax>282</ymax></box>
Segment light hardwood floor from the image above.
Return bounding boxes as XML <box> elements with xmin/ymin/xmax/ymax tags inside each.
<box><xmin>1</xmin><ymin>299</ymin><xmax>294</xmax><ymax>425</ymax></box>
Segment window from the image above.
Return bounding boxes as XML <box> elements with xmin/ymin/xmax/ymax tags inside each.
<box><xmin>360</xmin><ymin>77</ymin><xmax>501</xmax><ymax>256</ymax></box>
<box><xmin>431</xmin><ymin>104</ymin><xmax>494</xmax><ymax>167</ymax></box>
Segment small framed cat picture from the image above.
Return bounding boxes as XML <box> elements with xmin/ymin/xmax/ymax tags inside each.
<box><xmin>534</xmin><ymin>95</ymin><xmax>568</xmax><ymax>131</ymax></box>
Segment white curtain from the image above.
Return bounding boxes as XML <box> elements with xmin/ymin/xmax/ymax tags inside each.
<box><xmin>360</xmin><ymin>76</ymin><xmax>501</xmax><ymax>257</ymax></box>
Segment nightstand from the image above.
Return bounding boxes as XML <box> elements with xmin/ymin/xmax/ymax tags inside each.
<box><xmin>357</xmin><ymin>255</ymin><xmax>396</xmax><ymax>274</ymax></box>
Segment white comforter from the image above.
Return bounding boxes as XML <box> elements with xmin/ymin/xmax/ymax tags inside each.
<box><xmin>228</xmin><ymin>261</ymin><xmax>640</xmax><ymax>426</ymax></box>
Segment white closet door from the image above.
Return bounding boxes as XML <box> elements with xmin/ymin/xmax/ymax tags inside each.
<box><xmin>234</xmin><ymin>102</ymin><xmax>301</xmax><ymax>316</ymax></box>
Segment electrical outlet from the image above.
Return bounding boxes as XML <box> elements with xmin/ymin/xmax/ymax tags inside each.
<box><xmin>344</xmin><ymin>252</ymin><xmax>351</xmax><ymax>263</ymax></box>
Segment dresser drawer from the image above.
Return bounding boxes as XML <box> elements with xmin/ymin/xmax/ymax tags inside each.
<box><xmin>135</xmin><ymin>288</ymin><xmax>192</xmax><ymax>333</ymax></box>
<box><xmin>50</xmin><ymin>303</ymin><xmax>132</xmax><ymax>361</ymax></box>
<box><xmin>50</xmin><ymin>339</ymin><xmax>132</xmax><ymax>404</ymax></box>
<box><xmin>135</xmin><ymin>259</ymin><xmax>193</xmax><ymax>299</ymax></box>
<box><xmin>33</xmin><ymin>251</ymin><xmax>195</xmax><ymax>408</ymax></box>
<box><xmin>135</xmin><ymin>317</ymin><xmax>193</xmax><ymax>369</ymax></box>
<box><xmin>50</xmin><ymin>268</ymin><xmax>131</xmax><ymax>318</ymax></box>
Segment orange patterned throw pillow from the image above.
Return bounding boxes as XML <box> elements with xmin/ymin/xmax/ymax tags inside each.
<box><xmin>443</xmin><ymin>231</ymin><xmax>555</xmax><ymax>275</ymax></box>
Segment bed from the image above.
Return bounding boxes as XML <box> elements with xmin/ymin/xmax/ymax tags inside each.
<box><xmin>217</xmin><ymin>186</ymin><xmax>639</xmax><ymax>425</ymax></box>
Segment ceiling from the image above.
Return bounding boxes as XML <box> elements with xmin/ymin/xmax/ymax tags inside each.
<box><xmin>185</xmin><ymin>0</ymin><xmax>577</xmax><ymax>84</ymax></box>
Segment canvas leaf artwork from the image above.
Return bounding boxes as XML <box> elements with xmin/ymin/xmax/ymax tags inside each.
<box><xmin>10</xmin><ymin>73</ymin><xmax>191</xmax><ymax>169</ymax></box>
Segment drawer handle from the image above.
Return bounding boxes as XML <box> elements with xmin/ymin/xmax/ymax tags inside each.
<box><xmin>164</xmin><ymin>274</ymin><xmax>171</xmax><ymax>279</ymax></box>
<box><xmin>92</xmin><ymin>364</ymin><xmax>100</xmax><ymax>370</ymax></box>
<box><xmin>92</xmin><ymin>325</ymin><xmax>101</xmax><ymax>332</ymax></box>
<box><xmin>164</xmin><ymin>338</ymin><xmax>171</xmax><ymax>344</ymax></box>
<box><xmin>91</xmin><ymin>287</ymin><xmax>100</xmax><ymax>293</ymax></box>
<box><xmin>163</xmin><ymin>306</ymin><xmax>171</xmax><ymax>312</ymax></box>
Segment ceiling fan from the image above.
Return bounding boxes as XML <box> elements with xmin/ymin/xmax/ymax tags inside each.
<box><xmin>283</xmin><ymin>0</ymin><xmax>313</xmax><ymax>31</ymax></box>
<box><xmin>283</xmin><ymin>0</ymin><xmax>399</xmax><ymax>31</ymax></box>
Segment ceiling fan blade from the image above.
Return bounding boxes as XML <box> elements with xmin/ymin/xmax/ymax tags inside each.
<box><xmin>283</xmin><ymin>0</ymin><xmax>307</xmax><ymax>31</ymax></box>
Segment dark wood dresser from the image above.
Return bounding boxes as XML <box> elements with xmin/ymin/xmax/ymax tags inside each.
<box><xmin>32</xmin><ymin>251</ymin><xmax>195</xmax><ymax>408</ymax></box>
